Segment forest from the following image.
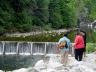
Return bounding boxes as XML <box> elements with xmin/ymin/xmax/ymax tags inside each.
<box><xmin>0</xmin><ymin>0</ymin><xmax>96</xmax><ymax>34</ymax></box>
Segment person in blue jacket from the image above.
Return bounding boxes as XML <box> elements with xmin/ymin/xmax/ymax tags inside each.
<box><xmin>57</xmin><ymin>32</ymin><xmax>71</xmax><ymax>65</ymax></box>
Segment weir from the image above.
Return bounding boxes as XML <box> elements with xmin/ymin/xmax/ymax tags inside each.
<box><xmin>0</xmin><ymin>41</ymin><xmax>57</xmax><ymax>55</ymax></box>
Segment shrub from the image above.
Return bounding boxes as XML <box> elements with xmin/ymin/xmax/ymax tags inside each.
<box><xmin>86</xmin><ymin>43</ymin><xmax>96</xmax><ymax>53</ymax></box>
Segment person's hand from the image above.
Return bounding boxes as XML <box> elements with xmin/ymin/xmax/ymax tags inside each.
<box><xmin>72</xmin><ymin>43</ymin><xmax>75</xmax><ymax>47</ymax></box>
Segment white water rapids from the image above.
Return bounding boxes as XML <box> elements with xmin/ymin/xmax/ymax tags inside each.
<box><xmin>0</xmin><ymin>52</ymin><xmax>96</xmax><ymax>72</ymax></box>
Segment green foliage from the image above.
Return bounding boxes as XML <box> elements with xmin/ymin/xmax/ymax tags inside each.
<box><xmin>48</xmin><ymin>0</ymin><xmax>76</xmax><ymax>29</ymax></box>
<box><xmin>86</xmin><ymin>43</ymin><xmax>96</xmax><ymax>53</ymax></box>
<box><xmin>32</xmin><ymin>0</ymin><xmax>49</xmax><ymax>27</ymax></box>
<box><xmin>0</xmin><ymin>0</ymin><xmax>96</xmax><ymax>33</ymax></box>
<box><xmin>0</xmin><ymin>0</ymin><xmax>79</xmax><ymax>33</ymax></box>
<box><xmin>84</xmin><ymin>0</ymin><xmax>96</xmax><ymax>21</ymax></box>
<box><xmin>86</xmin><ymin>30</ymin><xmax>96</xmax><ymax>43</ymax></box>
<box><xmin>0</xmin><ymin>32</ymin><xmax>63</xmax><ymax>42</ymax></box>
<box><xmin>0</xmin><ymin>31</ymin><xmax>96</xmax><ymax>44</ymax></box>
<box><xmin>42</xmin><ymin>24</ymin><xmax>52</xmax><ymax>31</ymax></box>
<box><xmin>0</xmin><ymin>26</ymin><xmax>6</xmax><ymax>35</ymax></box>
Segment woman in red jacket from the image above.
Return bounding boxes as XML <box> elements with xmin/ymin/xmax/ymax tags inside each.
<box><xmin>74</xmin><ymin>31</ymin><xmax>84</xmax><ymax>61</ymax></box>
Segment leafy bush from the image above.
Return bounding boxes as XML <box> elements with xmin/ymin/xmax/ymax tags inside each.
<box><xmin>86</xmin><ymin>43</ymin><xmax>96</xmax><ymax>53</ymax></box>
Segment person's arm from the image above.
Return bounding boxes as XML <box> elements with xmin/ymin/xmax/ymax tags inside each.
<box><xmin>56</xmin><ymin>44</ymin><xmax>60</xmax><ymax>54</ymax></box>
<box><xmin>56</xmin><ymin>39</ymin><xmax>62</xmax><ymax>53</ymax></box>
<box><xmin>68</xmin><ymin>40</ymin><xmax>71</xmax><ymax>48</ymax></box>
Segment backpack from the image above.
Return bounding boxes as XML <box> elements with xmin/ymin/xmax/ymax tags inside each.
<box><xmin>58</xmin><ymin>40</ymin><xmax>68</xmax><ymax>49</ymax></box>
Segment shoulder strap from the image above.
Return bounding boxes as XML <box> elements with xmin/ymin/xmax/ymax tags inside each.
<box><xmin>65</xmin><ymin>40</ymin><xmax>68</xmax><ymax>48</ymax></box>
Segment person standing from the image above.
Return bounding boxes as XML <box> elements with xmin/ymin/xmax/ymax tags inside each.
<box><xmin>74</xmin><ymin>31</ymin><xmax>84</xmax><ymax>61</ymax></box>
<box><xmin>57</xmin><ymin>32</ymin><xmax>71</xmax><ymax>65</ymax></box>
<box><xmin>80</xmin><ymin>31</ymin><xmax>86</xmax><ymax>57</ymax></box>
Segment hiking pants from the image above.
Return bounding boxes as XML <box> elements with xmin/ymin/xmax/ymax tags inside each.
<box><xmin>75</xmin><ymin>48</ymin><xmax>84</xmax><ymax>61</ymax></box>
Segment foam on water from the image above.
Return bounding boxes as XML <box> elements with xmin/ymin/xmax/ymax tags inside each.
<box><xmin>0</xmin><ymin>53</ymin><xmax>45</xmax><ymax>55</ymax></box>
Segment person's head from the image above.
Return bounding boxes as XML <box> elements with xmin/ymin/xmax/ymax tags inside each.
<box><xmin>81</xmin><ymin>30</ymin><xmax>86</xmax><ymax>35</ymax></box>
<box><xmin>75</xmin><ymin>30</ymin><xmax>83</xmax><ymax>36</ymax></box>
<box><xmin>75</xmin><ymin>31</ymin><xmax>80</xmax><ymax>35</ymax></box>
<box><xmin>64</xmin><ymin>32</ymin><xmax>69</xmax><ymax>37</ymax></box>
<box><xmin>80</xmin><ymin>30</ymin><xmax>86</xmax><ymax>36</ymax></box>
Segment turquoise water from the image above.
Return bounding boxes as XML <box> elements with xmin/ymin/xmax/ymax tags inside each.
<box><xmin>0</xmin><ymin>55</ymin><xmax>45</xmax><ymax>71</ymax></box>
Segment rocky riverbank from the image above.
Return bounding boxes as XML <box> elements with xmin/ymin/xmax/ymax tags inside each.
<box><xmin>0</xmin><ymin>52</ymin><xmax>95</xmax><ymax>72</ymax></box>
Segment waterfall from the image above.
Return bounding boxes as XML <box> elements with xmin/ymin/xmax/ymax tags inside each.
<box><xmin>0</xmin><ymin>42</ymin><xmax>3</xmax><ymax>54</ymax></box>
<box><xmin>4</xmin><ymin>42</ymin><xmax>17</xmax><ymax>54</ymax></box>
<box><xmin>0</xmin><ymin>41</ymin><xmax>58</xmax><ymax>55</ymax></box>
<box><xmin>18</xmin><ymin>42</ymin><xmax>31</xmax><ymax>55</ymax></box>
<box><xmin>32</xmin><ymin>43</ymin><xmax>45</xmax><ymax>55</ymax></box>
<box><xmin>46</xmin><ymin>42</ymin><xmax>57</xmax><ymax>54</ymax></box>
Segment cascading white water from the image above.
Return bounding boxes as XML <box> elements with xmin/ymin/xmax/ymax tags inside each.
<box><xmin>18</xmin><ymin>42</ymin><xmax>31</xmax><ymax>55</ymax></box>
<box><xmin>0</xmin><ymin>42</ymin><xmax>3</xmax><ymax>54</ymax></box>
<box><xmin>46</xmin><ymin>42</ymin><xmax>57</xmax><ymax>54</ymax></box>
<box><xmin>32</xmin><ymin>43</ymin><xmax>45</xmax><ymax>55</ymax></box>
<box><xmin>4</xmin><ymin>42</ymin><xmax>17</xmax><ymax>54</ymax></box>
<box><xmin>0</xmin><ymin>41</ymin><xmax>58</xmax><ymax>55</ymax></box>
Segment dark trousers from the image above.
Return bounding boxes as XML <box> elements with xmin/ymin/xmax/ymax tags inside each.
<box><xmin>75</xmin><ymin>48</ymin><xmax>84</xmax><ymax>61</ymax></box>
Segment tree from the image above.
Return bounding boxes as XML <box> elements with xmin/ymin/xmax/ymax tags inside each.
<box><xmin>32</xmin><ymin>0</ymin><xmax>49</xmax><ymax>28</ymax></box>
<box><xmin>48</xmin><ymin>0</ymin><xmax>63</xmax><ymax>29</ymax></box>
<box><xmin>11</xmin><ymin>0</ymin><xmax>33</xmax><ymax>32</ymax></box>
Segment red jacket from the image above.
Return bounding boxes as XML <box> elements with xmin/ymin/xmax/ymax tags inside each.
<box><xmin>74</xmin><ymin>35</ymin><xmax>84</xmax><ymax>49</ymax></box>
